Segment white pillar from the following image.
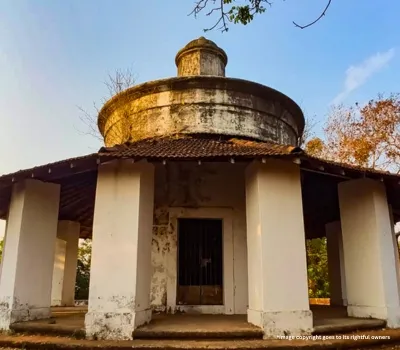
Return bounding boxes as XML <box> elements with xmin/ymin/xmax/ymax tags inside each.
<box><xmin>51</xmin><ymin>239</ymin><xmax>67</xmax><ymax>306</ymax></box>
<box><xmin>245</xmin><ymin>160</ymin><xmax>312</xmax><ymax>338</ymax></box>
<box><xmin>326</xmin><ymin>221</ymin><xmax>347</xmax><ymax>306</ymax></box>
<box><xmin>0</xmin><ymin>180</ymin><xmax>60</xmax><ymax>329</ymax></box>
<box><xmin>85</xmin><ymin>160</ymin><xmax>154</xmax><ymax>340</ymax></box>
<box><xmin>51</xmin><ymin>221</ymin><xmax>80</xmax><ymax>306</ymax></box>
<box><xmin>0</xmin><ymin>220</ymin><xmax>9</xmax><ymax>283</ymax></box>
<box><xmin>338</xmin><ymin>178</ymin><xmax>400</xmax><ymax>327</ymax></box>
<box><xmin>389</xmin><ymin>206</ymin><xmax>400</xmax><ymax>299</ymax></box>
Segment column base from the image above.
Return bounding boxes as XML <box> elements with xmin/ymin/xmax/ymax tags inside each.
<box><xmin>51</xmin><ymin>300</ymin><xmax>62</xmax><ymax>307</ymax></box>
<box><xmin>348</xmin><ymin>305</ymin><xmax>400</xmax><ymax>328</ymax></box>
<box><xmin>247</xmin><ymin>308</ymin><xmax>313</xmax><ymax>338</ymax></box>
<box><xmin>85</xmin><ymin>309</ymin><xmax>152</xmax><ymax>340</ymax></box>
<box><xmin>0</xmin><ymin>306</ymin><xmax>51</xmax><ymax>330</ymax></box>
<box><xmin>61</xmin><ymin>299</ymin><xmax>75</xmax><ymax>307</ymax></box>
<box><xmin>51</xmin><ymin>300</ymin><xmax>75</xmax><ymax>307</ymax></box>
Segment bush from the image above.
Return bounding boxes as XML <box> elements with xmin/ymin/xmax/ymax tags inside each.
<box><xmin>306</xmin><ymin>238</ymin><xmax>330</xmax><ymax>298</ymax></box>
<box><xmin>75</xmin><ymin>239</ymin><xmax>91</xmax><ymax>300</ymax></box>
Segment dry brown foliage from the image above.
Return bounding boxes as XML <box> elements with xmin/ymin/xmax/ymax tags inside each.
<box><xmin>306</xmin><ymin>94</ymin><xmax>400</xmax><ymax>173</ymax></box>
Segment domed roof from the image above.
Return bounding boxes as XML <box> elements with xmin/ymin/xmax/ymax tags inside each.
<box><xmin>98</xmin><ymin>37</ymin><xmax>305</xmax><ymax>148</ymax></box>
<box><xmin>175</xmin><ymin>36</ymin><xmax>228</xmax><ymax>67</ymax></box>
<box><xmin>181</xmin><ymin>36</ymin><xmax>219</xmax><ymax>50</ymax></box>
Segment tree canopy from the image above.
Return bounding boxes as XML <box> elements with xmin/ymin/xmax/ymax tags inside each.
<box><xmin>306</xmin><ymin>94</ymin><xmax>400</xmax><ymax>173</ymax></box>
<box><xmin>307</xmin><ymin>238</ymin><xmax>329</xmax><ymax>298</ymax></box>
<box><xmin>190</xmin><ymin>0</ymin><xmax>332</xmax><ymax>32</ymax></box>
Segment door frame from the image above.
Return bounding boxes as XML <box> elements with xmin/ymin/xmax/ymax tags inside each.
<box><xmin>166</xmin><ymin>207</ymin><xmax>234</xmax><ymax>314</ymax></box>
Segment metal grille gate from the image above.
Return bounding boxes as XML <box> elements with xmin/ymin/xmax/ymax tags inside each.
<box><xmin>177</xmin><ymin>218</ymin><xmax>223</xmax><ymax>305</ymax></box>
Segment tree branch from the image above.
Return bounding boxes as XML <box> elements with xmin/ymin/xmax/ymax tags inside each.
<box><xmin>200</xmin><ymin>0</ymin><xmax>230</xmax><ymax>32</ymax></box>
<box><xmin>189</xmin><ymin>0</ymin><xmax>270</xmax><ymax>32</ymax></box>
<box><xmin>76</xmin><ymin>68</ymin><xmax>136</xmax><ymax>143</ymax></box>
<box><xmin>189</xmin><ymin>0</ymin><xmax>210</xmax><ymax>18</ymax></box>
<box><xmin>190</xmin><ymin>0</ymin><xmax>331</xmax><ymax>32</ymax></box>
<box><xmin>293</xmin><ymin>0</ymin><xmax>332</xmax><ymax>29</ymax></box>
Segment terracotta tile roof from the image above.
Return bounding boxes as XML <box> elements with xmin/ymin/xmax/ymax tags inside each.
<box><xmin>98</xmin><ymin>135</ymin><xmax>302</xmax><ymax>159</ymax></box>
<box><xmin>0</xmin><ymin>135</ymin><xmax>398</xmax><ymax>191</ymax></box>
<box><xmin>0</xmin><ymin>136</ymin><xmax>299</xmax><ymax>191</ymax></box>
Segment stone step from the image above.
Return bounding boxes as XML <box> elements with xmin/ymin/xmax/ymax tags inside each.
<box><xmin>313</xmin><ymin>319</ymin><xmax>386</xmax><ymax>335</ymax></box>
<box><xmin>133</xmin><ymin>328</ymin><xmax>264</xmax><ymax>340</ymax></box>
<box><xmin>10</xmin><ymin>322</ymin><xmax>85</xmax><ymax>339</ymax></box>
<box><xmin>10</xmin><ymin>322</ymin><xmax>264</xmax><ymax>341</ymax></box>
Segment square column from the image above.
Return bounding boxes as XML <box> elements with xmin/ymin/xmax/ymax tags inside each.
<box><xmin>326</xmin><ymin>221</ymin><xmax>347</xmax><ymax>306</ymax></box>
<box><xmin>0</xmin><ymin>221</ymin><xmax>9</xmax><ymax>283</ymax></box>
<box><xmin>245</xmin><ymin>160</ymin><xmax>312</xmax><ymax>338</ymax></box>
<box><xmin>51</xmin><ymin>221</ymin><xmax>80</xmax><ymax>306</ymax></box>
<box><xmin>51</xmin><ymin>239</ymin><xmax>67</xmax><ymax>306</ymax></box>
<box><xmin>0</xmin><ymin>180</ymin><xmax>60</xmax><ymax>329</ymax></box>
<box><xmin>85</xmin><ymin>160</ymin><xmax>155</xmax><ymax>340</ymax></box>
<box><xmin>388</xmin><ymin>206</ymin><xmax>400</xmax><ymax>298</ymax></box>
<box><xmin>338</xmin><ymin>178</ymin><xmax>400</xmax><ymax>327</ymax></box>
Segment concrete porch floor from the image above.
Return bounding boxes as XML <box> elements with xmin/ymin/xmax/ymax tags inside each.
<box><xmin>9</xmin><ymin>305</ymin><xmax>386</xmax><ymax>339</ymax></box>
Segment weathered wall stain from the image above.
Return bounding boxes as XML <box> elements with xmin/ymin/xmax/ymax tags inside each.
<box><xmin>100</xmin><ymin>82</ymin><xmax>302</xmax><ymax>147</ymax></box>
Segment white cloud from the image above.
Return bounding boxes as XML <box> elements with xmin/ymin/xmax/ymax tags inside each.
<box><xmin>332</xmin><ymin>48</ymin><xmax>395</xmax><ymax>105</ymax></box>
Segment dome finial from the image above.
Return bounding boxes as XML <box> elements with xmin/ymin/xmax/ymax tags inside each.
<box><xmin>175</xmin><ymin>37</ymin><xmax>228</xmax><ymax>77</ymax></box>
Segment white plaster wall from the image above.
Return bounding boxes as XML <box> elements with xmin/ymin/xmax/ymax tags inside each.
<box><xmin>245</xmin><ymin>160</ymin><xmax>312</xmax><ymax>337</ymax></box>
<box><xmin>85</xmin><ymin>160</ymin><xmax>155</xmax><ymax>340</ymax></box>
<box><xmin>150</xmin><ymin>162</ymin><xmax>248</xmax><ymax>314</ymax></box>
<box><xmin>389</xmin><ymin>207</ymin><xmax>400</xmax><ymax>301</ymax></box>
<box><xmin>244</xmin><ymin>164</ymin><xmax>264</xmax><ymax>312</ymax></box>
<box><xmin>245</xmin><ymin>160</ymin><xmax>310</xmax><ymax>313</ymax></box>
<box><xmin>0</xmin><ymin>180</ymin><xmax>60</xmax><ymax>327</ymax></box>
<box><xmin>339</xmin><ymin>179</ymin><xmax>385</xmax><ymax>307</ymax></box>
<box><xmin>87</xmin><ymin>161</ymin><xmax>154</xmax><ymax>313</ymax></box>
<box><xmin>51</xmin><ymin>239</ymin><xmax>67</xmax><ymax>306</ymax></box>
<box><xmin>326</xmin><ymin>221</ymin><xmax>347</xmax><ymax>306</ymax></box>
<box><xmin>51</xmin><ymin>221</ymin><xmax>80</xmax><ymax>307</ymax></box>
<box><xmin>0</xmin><ymin>220</ymin><xmax>8</xmax><ymax>283</ymax></box>
<box><xmin>338</xmin><ymin>178</ymin><xmax>400</xmax><ymax>325</ymax></box>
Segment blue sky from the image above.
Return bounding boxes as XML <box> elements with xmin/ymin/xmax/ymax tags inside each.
<box><xmin>0</xmin><ymin>0</ymin><xmax>399</xmax><ymax>234</ymax></box>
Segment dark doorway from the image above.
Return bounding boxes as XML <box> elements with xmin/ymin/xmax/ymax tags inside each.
<box><xmin>177</xmin><ymin>218</ymin><xmax>223</xmax><ymax>305</ymax></box>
